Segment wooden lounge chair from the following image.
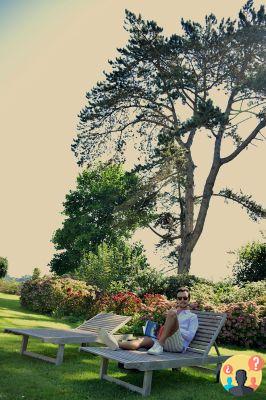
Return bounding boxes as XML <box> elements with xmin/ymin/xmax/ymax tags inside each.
<box><xmin>80</xmin><ymin>310</ymin><xmax>230</xmax><ymax>396</ymax></box>
<box><xmin>4</xmin><ymin>312</ymin><xmax>131</xmax><ymax>365</ymax></box>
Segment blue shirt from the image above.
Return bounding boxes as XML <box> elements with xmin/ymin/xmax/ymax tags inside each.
<box><xmin>177</xmin><ymin>310</ymin><xmax>199</xmax><ymax>350</ymax></box>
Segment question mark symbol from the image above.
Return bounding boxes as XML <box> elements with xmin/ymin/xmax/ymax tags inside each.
<box><xmin>223</xmin><ymin>364</ymin><xmax>233</xmax><ymax>374</ymax></box>
<box><xmin>253</xmin><ymin>356</ymin><xmax>259</xmax><ymax>370</ymax></box>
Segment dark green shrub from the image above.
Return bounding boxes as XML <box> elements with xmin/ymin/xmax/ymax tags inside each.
<box><xmin>20</xmin><ymin>276</ymin><xmax>97</xmax><ymax>318</ymax></box>
<box><xmin>74</xmin><ymin>241</ymin><xmax>149</xmax><ymax>293</ymax></box>
<box><xmin>232</xmin><ymin>241</ymin><xmax>266</xmax><ymax>284</ymax></box>
<box><xmin>32</xmin><ymin>267</ymin><xmax>41</xmax><ymax>280</ymax></box>
<box><xmin>190</xmin><ymin>283</ymin><xmax>217</xmax><ymax>305</ymax></box>
<box><xmin>130</xmin><ymin>268</ymin><xmax>167</xmax><ymax>296</ymax></box>
<box><xmin>164</xmin><ymin>274</ymin><xmax>210</xmax><ymax>299</ymax></box>
<box><xmin>189</xmin><ymin>280</ymin><xmax>266</xmax><ymax>306</ymax></box>
<box><xmin>212</xmin><ymin>280</ymin><xmax>238</xmax><ymax>304</ymax></box>
<box><xmin>0</xmin><ymin>257</ymin><xmax>8</xmax><ymax>278</ymax></box>
<box><xmin>230</xmin><ymin>280</ymin><xmax>266</xmax><ymax>303</ymax></box>
<box><xmin>108</xmin><ymin>267</ymin><xmax>168</xmax><ymax>296</ymax></box>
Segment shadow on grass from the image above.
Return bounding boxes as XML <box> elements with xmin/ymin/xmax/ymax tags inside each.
<box><xmin>0</xmin><ymin>298</ymin><xmax>53</xmax><ymax>318</ymax></box>
<box><xmin>216</xmin><ymin>343</ymin><xmax>266</xmax><ymax>354</ymax></box>
<box><xmin>1</xmin><ymin>314</ymin><xmax>56</xmax><ymax>323</ymax></box>
<box><xmin>0</xmin><ymin>297</ymin><xmax>80</xmax><ymax>328</ymax></box>
<box><xmin>0</xmin><ymin>297</ymin><xmax>22</xmax><ymax>310</ymax></box>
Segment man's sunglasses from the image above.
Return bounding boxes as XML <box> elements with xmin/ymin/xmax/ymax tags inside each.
<box><xmin>177</xmin><ymin>296</ymin><xmax>188</xmax><ymax>300</ymax></box>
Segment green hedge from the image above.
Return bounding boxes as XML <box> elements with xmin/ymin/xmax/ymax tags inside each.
<box><xmin>189</xmin><ymin>280</ymin><xmax>266</xmax><ymax>306</ymax></box>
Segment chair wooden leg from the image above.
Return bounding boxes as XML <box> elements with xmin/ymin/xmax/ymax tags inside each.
<box><xmin>216</xmin><ymin>363</ymin><xmax>222</xmax><ymax>383</ymax></box>
<box><xmin>142</xmin><ymin>370</ymin><xmax>153</xmax><ymax>396</ymax></box>
<box><xmin>99</xmin><ymin>357</ymin><xmax>153</xmax><ymax>397</ymax></box>
<box><xmin>55</xmin><ymin>344</ymin><xmax>65</xmax><ymax>366</ymax></box>
<box><xmin>21</xmin><ymin>335</ymin><xmax>29</xmax><ymax>354</ymax></box>
<box><xmin>100</xmin><ymin>357</ymin><xmax>109</xmax><ymax>379</ymax></box>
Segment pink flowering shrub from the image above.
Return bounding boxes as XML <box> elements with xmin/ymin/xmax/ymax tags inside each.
<box><xmin>189</xmin><ymin>300</ymin><xmax>265</xmax><ymax>348</ymax></box>
<box><xmin>139</xmin><ymin>294</ymin><xmax>175</xmax><ymax>325</ymax></box>
<box><xmin>20</xmin><ymin>276</ymin><xmax>97</xmax><ymax>318</ymax></box>
<box><xmin>19</xmin><ymin>278</ymin><xmax>265</xmax><ymax>348</ymax></box>
<box><xmin>216</xmin><ymin>301</ymin><xmax>265</xmax><ymax>348</ymax></box>
<box><xmin>98</xmin><ymin>291</ymin><xmax>142</xmax><ymax>315</ymax></box>
<box><xmin>103</xmin><ymin>293</ymin><xmax>265</xmax><ymax>348</ymax></box>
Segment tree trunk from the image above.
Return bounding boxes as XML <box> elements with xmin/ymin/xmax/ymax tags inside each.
<box><xmin>177</xmin><ymin>143</ymin><xmax>222</xmax><ymax>274</ymax></box>
<box><xmin>178</xmin><ymin>151</ymin><xmax>195</xmax><ymax>274</ymax></box>
<box><xmin>178</xmin><ymin>241</ymin><xmax>192</xmax><ymax>274</ymax></box>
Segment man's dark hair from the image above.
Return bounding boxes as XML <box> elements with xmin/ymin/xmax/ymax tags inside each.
<box><xmin>177</xmin><ymin>286</ymin><xmax>190</xmax><ymax>300</ymax></box>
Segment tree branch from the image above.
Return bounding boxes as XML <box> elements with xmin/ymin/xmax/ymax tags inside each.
<box><xmin>148</xmin><ymin>224</ymin><xmax>181</xmax><ymax>240</ymax></box>
<box><xmin>185</xmin><ymin>128</ymin><xmax>197</xmax><ymax>147</ymax></box>
<box><xmin>212</xmin><ymin>189</ymin><xmax>266</xmax><ymax>221</ymax></box>
<box><xmin>221</xmin><ymin>119</ymin><xmax>266</xmax><ymax>164</ymax></box>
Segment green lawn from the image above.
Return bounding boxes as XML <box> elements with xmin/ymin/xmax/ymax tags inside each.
<box><xmin>0</xmin><ymin>292</ymin><xmax>265</xmax><ymax>400</ymax></box>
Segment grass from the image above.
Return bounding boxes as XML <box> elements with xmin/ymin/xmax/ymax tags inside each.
<box><xmin>0</xmin><ymin>292</ymin><xmax>265</xmax><ymax>400</ymax></box>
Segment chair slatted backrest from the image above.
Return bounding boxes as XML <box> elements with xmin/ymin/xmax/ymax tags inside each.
<box><xmin>187</xmin><ymin>310</ymin><xmax>226</xmax><ymax>357</ymax></box>
<box><xmin>74</xmin><ymin>313</ymin><xmax>132</xmax><ymax>334</ymax></box>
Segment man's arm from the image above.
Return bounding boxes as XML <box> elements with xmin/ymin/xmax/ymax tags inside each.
<box><xmin>179</xmin><ymin>314</ymin><xmax>198</xmax><ymax>343</ymax></box>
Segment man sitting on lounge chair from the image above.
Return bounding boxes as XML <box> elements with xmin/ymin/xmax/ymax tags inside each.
<box><xmin>100</xmin><ymin>286</ymin><xmax>198</xmax><ymax>355</ymax></box>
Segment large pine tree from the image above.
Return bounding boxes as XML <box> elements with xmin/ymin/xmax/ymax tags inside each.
<box><xmin>72</xmin><ymin>1</ymin><xmax>266</xmax><ymax>273</ymax></box>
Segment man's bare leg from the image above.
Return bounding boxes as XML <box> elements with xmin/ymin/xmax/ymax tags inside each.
<box><xmin>119</xmin><ymin>336</ymin><xmax>154</xmax><ymax>350</ymax></box>
<box><xmin>119</xmin><ymin>309</ymin><xmax>179</xmax><ymax>350</ymax></box>
<box><xmin>158</xmin><ymin>309</ymin><xmax>179</xmax><ymax>346</ymax></box>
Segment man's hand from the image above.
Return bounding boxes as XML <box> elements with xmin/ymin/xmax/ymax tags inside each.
<box><xmin>165</xmin><ymin>308</ymin><xmax>179</xmax><ymax>329</ymax></box>
<box><xmin>164</xmin><ymin>307</ymin><xmax>176</xmax><ymax>317</ymax></box>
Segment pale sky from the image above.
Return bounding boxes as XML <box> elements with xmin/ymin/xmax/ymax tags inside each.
<box><xmin>0</xmin><ymin>0</ymin><xmax>265</xmax><ymax>280</ymax></box>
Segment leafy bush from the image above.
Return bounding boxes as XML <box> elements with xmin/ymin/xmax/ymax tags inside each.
<box><xmin>211</xmin><ymin>280</ymin><xmax>240</xmax><ymax>304</ymax></box>
<box><xmin>188</xmin><ymin>282</ymin><xmax>217</xmax><ymax>305</ymax></box>
<box><xmin>20</xmin><ymin>276</ymin><xmax>97</xmax><ymax>318</ymax></box>
<box><xmin>164</xmin><ymin>274</ymin><xmax>209</xmax><ymax>299</ymax></box>
<box><xmin>0</xmin><ymin>278</ymin><xmax>21</xmax><ymax>295</ymax></box>
<box><xmin>189</xmin><ymin>280</ymin><xmax>266</xmax><ymax>306</ymax></box>
<box><xmin>107</xmin><ymin>267</ymin><xmax>167</xmax><ymax>296</ymax></box>
<box><xmin>0</xmin><ymin>257</ymin><xmax>8</xmax><ymax>278</ymax></box>
<box><xmin>129</xmin><ymin>268</ymin><xmax>168</xmax><ymax>296</ymax></box>
<box><xmin>74</xmin><ymin>241</ymin><xmax>149</xmax><ymax>293</ymax></box>
<box><xmin>233</xmin><ymin>280</ymin><xmax>266</xmax><ymax>302</ymax></box>
<box><xmin>32</xmin><ymin>267</ymin><xmax>41</xmax><ymax>280</ymax></box>
<box><xmin>232</xmin><ymin>241</ymin><xmax>266</xmax><ymax>284</ymax></box>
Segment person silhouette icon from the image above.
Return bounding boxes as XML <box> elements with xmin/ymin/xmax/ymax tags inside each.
<box><xmin>229</xmin><ymin>370</ymin><xmax>254</xmax><ymax>396</ymax></box>
<box><xmin>249</xmin><ymin>377</ymin><xmax>258</xmax><ymax>390</ymax></box>
<box><xmin>224</xmin><ymin>377</ymin><xmax>234</xmax><ymax>391</ymax></box>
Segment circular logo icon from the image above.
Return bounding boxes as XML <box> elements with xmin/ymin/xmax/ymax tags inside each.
<box><xmin>220</xmin><ymin>354</ymin><xmax>264</xmax><ymax>396</ymax></box>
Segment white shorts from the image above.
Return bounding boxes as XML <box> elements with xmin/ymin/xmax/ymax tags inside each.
<box><xmin>163</xmin><ymin>329</ymin><xmax>184</xmax><ymax>352</ymax></box>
